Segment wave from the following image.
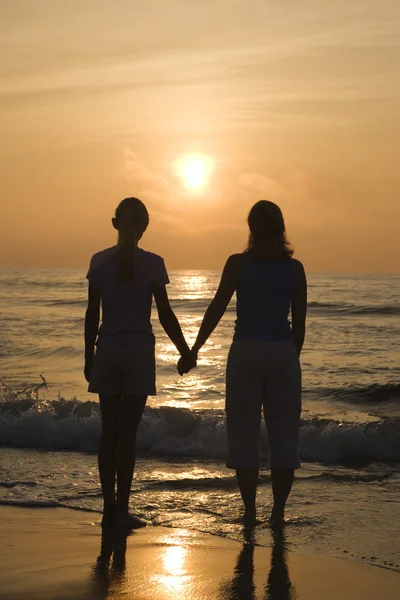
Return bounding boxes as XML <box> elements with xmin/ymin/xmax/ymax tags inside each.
<box><xmin>327</xmin><ymin>383</ymin><xmax>400</xmax><ymax>404</ymax></box>
<box><xmin>0</xmin><ymin>480</ymin><xmax>38</xmax><ymax>489</ymax></box>
<box><xmin>3</xmin><ymin>471</ymin><xmax>391</xmax><ymax>508</ymax></box>
<box><xmin>0</xmin><ymin>498</ymin><xmax>101</xmax><ymax>512</ymax></box>
<box><xmin>138</xmin><ymin>470</ymin><xmax>394</xmax><ymax>491</ymax></box>
<box><xmin>37</xmin><ymin>298</ymin><xmax>400</xmax><ymax>318</ymax></box>
<box><xmin>8</xmin><ymin>345</ymin><xmax>82</xmax><ymax>359</ymax></box>
<box><xmin>44</xmin><ymin>299</ymin><xmax>87</xmax><ymax>307</ymax></box>
<box><xmin>1</xmin><ymin>398</ymin><xmax>399</xmax><ymax>464</ymax></box>
<box><xmin>169</xmin><ymin>298</ymin><xmax>234</xmax><ymax>313</ymax></box>
<box><xmin>41</xmin><ymin>297</ymin><xmax>235</xmax><ymax>313</ymax></box>
<box><xmin>308</xmin><ymin>301</ymin><xmax>400</xmax><ymax>316</ymax></box>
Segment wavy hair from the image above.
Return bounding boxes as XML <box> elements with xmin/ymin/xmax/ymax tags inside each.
<box><xmin>245</xmin><ymin>200</ymin><xmax>293</xmax><ymax>261</ymax></box>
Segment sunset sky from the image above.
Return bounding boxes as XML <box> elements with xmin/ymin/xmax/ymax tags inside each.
<box><xmin>1</xmin><ymin>0</ymin><xmax>399</xmax><ymax>271</ymax></box>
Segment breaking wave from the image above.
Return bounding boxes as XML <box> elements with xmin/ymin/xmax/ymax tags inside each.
<box><xmin>1</xmin><ymin>396</ymin><xmax>399</xmax><ymax>464</ymax></box>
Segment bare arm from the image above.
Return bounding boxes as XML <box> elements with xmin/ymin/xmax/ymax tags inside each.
<box><xmin>153</xmin><ymin>285</ymin><xmax>191</xmax><ymax>359</ymax></box>
<box><xmin>291</xmin><ymin>260</ymin><xmax>307</xmax><ymax>356</ymax></box>
<box><xmin>192</xmin><ymin>255</ymin><xmax>240</xmax><ymax>355</ymax></box>
<box><xmin>84</xmin><ymin>282</ymin><xmax>100</xmax><ymax>381</ymax></box>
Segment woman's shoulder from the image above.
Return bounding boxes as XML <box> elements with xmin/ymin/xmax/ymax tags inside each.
<box><xmin>226</xmin><ymin>253</ymin><xmax>244</xmax><ymax>266</ymax></box>
<box><xmin>290</xmin><ymin>258</ymin><xmax>305</xmax><ymax>271</ymax></box>
<box><xmin>224</xmin><ymin>253</ymin><xmax>244</xmax><ymax>272</ymax></box>
<box><xmin>222</xmin><ymin>254</ymin><xmax>245</xmax><ymax>282</ymax></box>
<box><xmin>289</xmin><ymin>258</ymin><xmax>306</xmax><ymax>285</ymax></box>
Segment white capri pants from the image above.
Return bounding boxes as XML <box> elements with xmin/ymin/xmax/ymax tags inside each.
<box><xmin>225</xmin><ymin>339</ymin><xmax>302</xmax><ymax>470</ymax></box>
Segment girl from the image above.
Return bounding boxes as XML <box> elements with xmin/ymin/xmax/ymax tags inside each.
<box><xmin>85</xmin><ymin>197</ymin><xmax>194</xmax><ymax>528</ymax></box>
<box><xmin>183</xmin><ymin>200</ymin><xmax>307</xmax><ymax>525</ymax></box>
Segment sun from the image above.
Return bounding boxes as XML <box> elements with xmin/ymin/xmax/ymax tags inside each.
<box><xmin>175</xmin><ymin>154</ymin><xmax>214</xmax><ymax>190</ymax></box>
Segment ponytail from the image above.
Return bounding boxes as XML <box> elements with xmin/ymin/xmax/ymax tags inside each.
<box><xmin>117</xmin><ymin>233</ymin><xmax>137</xmax><ymax>283</ymax></box>
<box><xmin>114</xmin><ymin>197</ymin><xmax>149</xmax><ymax>283</ymax></box>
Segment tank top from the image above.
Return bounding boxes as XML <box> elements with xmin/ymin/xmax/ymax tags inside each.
<box><xmin>234</xmin><ymin>255</ymin><xmax>295</xmax><ymax>341</ymax></box>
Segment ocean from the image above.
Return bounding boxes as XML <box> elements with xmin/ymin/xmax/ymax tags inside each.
<box><xmin>1</xmin><ymin>269</ymin><xmax>399</xmax><ymax>570</ymax></box>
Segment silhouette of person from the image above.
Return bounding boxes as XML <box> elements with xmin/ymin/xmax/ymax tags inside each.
<box><xmin>88</xmin><ymin>527</ymin><xmax>130</xmax><ymax>598</ymax></box>
<box><xmin>265</xmin><ymin>526</ymin><xmax>297</xmax><ymax>600</ymax></box>
<box><xmin>220</xmin><ymin>528</ymin><xmax>257</xmax><ymax>599</ymax></box>
<box><xmin>180</xmin><ymin>201</ymin><xmax>307</xmax><ymax>525</ymax></box>
<box><xmin>220</xmin><ymin>525</ymin><xmax>297</xmax><ymax>600</ymax></box>
<box><xmin>84</xmin><ymin>198</ymin><xmax>195</xmax><ymax>529</ymax></box>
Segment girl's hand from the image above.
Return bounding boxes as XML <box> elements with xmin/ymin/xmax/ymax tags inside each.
<box><xmin>177</xmin><ymin>350</ymin><xmax>197</xmax><ymax>376</ymax></box>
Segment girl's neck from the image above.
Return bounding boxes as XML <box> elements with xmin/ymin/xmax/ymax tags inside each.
<box><xmin>117</xmin><ymin>233</ymin><xmax>138</xmax><ymax>248</ymax></box>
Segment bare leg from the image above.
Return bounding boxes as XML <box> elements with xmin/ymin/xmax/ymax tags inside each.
<box><xmin>115</xmin><ymin>394</ymin><xmax>147</xmax><ymax>528</ymax></box>
<box><xmin>270</xmin><ymin>468</ymin><xmax>294</xmax><ymax>523</ymax></box>
<box><xmin>98</xmin><ymin>395</ymin><xmax>121</xmax><ymax>525</ymax></box>
<box><xmin>235</xmin><ymin>468</ymin><xmax>259</xmax><ymax>525</ymax></box>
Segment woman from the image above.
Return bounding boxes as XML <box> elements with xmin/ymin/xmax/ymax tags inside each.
<box><xmin>85</xmin><ymin>197</ymin><xmax>194</xmax><ymax>529</ymax></box>
<box><xmin>182</xmin><ymin>200</ymin><xmax>307</xmax><ymax>525</ymax></box>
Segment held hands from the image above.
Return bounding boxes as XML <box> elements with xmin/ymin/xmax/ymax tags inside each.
<box><xmin>177</xmin><ymin>348</ymin><xmax>198</xmax><ymax>376</ymax></box>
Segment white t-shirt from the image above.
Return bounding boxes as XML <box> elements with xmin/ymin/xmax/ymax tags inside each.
<box><xmin>87</xmin><ymin>246</ymin><xmax>169</xmax><ymax>347</ymax></box>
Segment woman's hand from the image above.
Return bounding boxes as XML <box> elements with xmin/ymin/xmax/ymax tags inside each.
<box><xmin>84</xmin><ymin>355</ymin><xmax>94</xmax><ymax>383</ymax></box>
<box><xmin>177</xmin><ymin>349</ymin><xmax>197</xmax><ymax>376</ymax></box>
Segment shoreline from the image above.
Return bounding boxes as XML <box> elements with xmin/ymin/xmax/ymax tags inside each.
<box><xmin>2</xmin><ymin>445</ymin><xmax>400</xmax><ymax>573</ymax></box>
<box><xmin>1</xmin><ymin>500</ymin><xmax>399</xmax><ymax>574</ymax></box>
<box><xmin>1</xmin><ymin>506</ymin><xmax>399</xmax><ymax>599</ymax></box>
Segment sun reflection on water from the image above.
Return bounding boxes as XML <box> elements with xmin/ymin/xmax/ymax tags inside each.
<box><xmin>164</xmin><ymin>545</ymin><xmax>186</xmax><ymax>576</ymax></box>
<box><xmin>151</xmin><ymin>271</ymin><xmax>231</xmax><ymax>409</ymax></box>
<box><xmin>173</xmin><ymin>273</ymin><xmax>212</xmax><ymax>300</ymax></box>
<box><xmin>153</xmin><ymin>535</ymin><xmax>192</xmax><ymax>596</ymax></box>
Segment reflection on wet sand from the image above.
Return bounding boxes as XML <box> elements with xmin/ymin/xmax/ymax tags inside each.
<box><xmin>88</xmin><ymin>528</ymin><xmax>195</xmax><ymax>599</ymax></box>
<box><xmin>220</xmin><ymin>528</ymin><xmax>257</xmax><ymax>599</ymax></box>
<box><xmin>89</xmin><ymin>527</ymin><xmax>130</xmax><ymax>599</ymax></box>
<box><xmin>87</xmin><ymin>524</ymin><xmax>296</xmax><ymax>600</ymax></box>
<box><xmin>152</xmin><ymin>535</ymin><xmax>192</xmax><ymax>594</ymax></box>
<box><xmin>265</xmin><ymin>526</ymin><xmax>297</xmax><ymax>600</ymax></box>
<box><xmin>221</xmin><ymin>526</ymin><xmax>297</xmax><ymax>600</ymax></box>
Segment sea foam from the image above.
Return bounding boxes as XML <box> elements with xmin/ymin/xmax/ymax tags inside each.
<box><xmin>1</xmin><ymin>397</ymin><xmax>399</xmax><ymax>464</ymax></box>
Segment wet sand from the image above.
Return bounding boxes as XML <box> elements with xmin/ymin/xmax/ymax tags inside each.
<box><xmin>1</xmin><ymin>507</ymin><xmax>399</xmax><ymax>599</ymax></box>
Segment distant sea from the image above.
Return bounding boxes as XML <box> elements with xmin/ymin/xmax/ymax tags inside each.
<box><xmin>1</xmin><ymin>269</ymin><xmax>399</xmax><ymax>570</ymax></box>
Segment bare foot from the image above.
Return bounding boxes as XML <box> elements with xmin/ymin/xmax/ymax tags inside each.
<box><xmin>243</xmin><ymin>509</ymin><xmax>258</xmax><ymax>527</ymax></box>
<box><xmin>269</xmin><ymin>507</ymin><xmax>285</xmax><ymax>527</ymax></box>
<box><xmin>115</xmin><ymin>513</ymin><xmax>147</xmax><ymax>529</ymax></box>
<box><xmin>101</xmin><ymin>507</ymin><xmax>115</xmax><ymax>528</ymax></box>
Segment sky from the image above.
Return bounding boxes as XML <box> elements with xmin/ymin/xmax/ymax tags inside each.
<box><xmin>1</xmin><ymin>0</ymin><xmax>399</xmax><ymax>272</ymax></box>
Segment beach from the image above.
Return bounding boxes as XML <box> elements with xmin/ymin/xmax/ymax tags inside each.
<box><xmin>1</xmin><ymin>506</ymin><xmax>399</xmax><ymax>600</ymax></box>
<box><xmin>1</xmin><ymin>269</ymin><xmax>400</xmax><ymax>575</ymax></box>
<box><xmin>2</xmin><ymin>0</ymin><xmax>400</xmax><ymax>594</ymax></box>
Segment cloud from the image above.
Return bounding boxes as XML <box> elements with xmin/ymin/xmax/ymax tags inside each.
<box><xmin>121</xmin><ymin>148</ymin><xmax>170</xmax><ymax>192</ymax></box>
<box><xmin>149</xmin><ymin>208</ymin><xmax>195</xmax><ymax>235</ymax></box>
<box><xmin>237</xmin><ymin>169</ymin><xmax>339</xmax><ymax>231</ymax></box>
<box><xmin>237</xmin><ymin>173</ymin><xmax>285</xmax><ymax>199</ymax></box>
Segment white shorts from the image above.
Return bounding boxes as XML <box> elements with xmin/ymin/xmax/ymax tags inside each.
<box><xmin>225</xmin><ymin>339</ymin><xmax>301</xmax><ymax>470</ymax></box>
<box><xmin>88</xmin><ymin>342</ymin><xmax>156</xmax><ymax>396</ymax></box>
